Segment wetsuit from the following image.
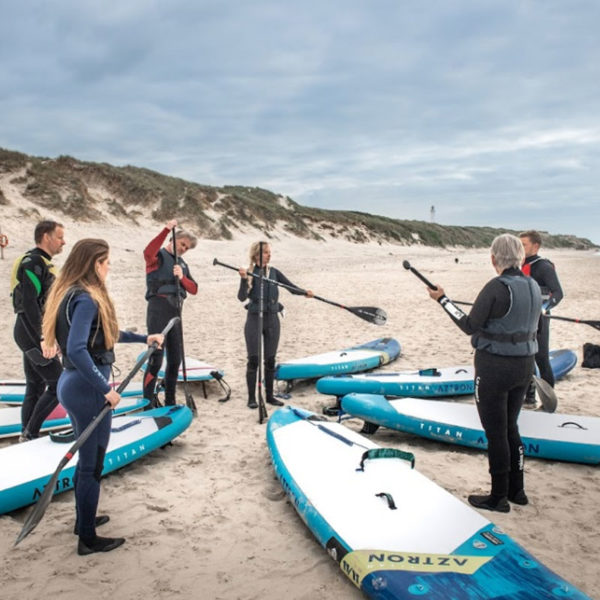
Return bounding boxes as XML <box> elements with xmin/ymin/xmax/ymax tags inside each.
<box><xmin>238</xmin><ymin>266</ymin><xmax>305</xmax><ymax>403</ymax></box>
<box><xmin>436</xmin><ymin>268</ymin><xmax>542</xmax><ymax>500</ymax></box>
<box><xmin>56</xmin><ymin>290</ymin><xmax>147</xmax><ymax>542</ymax></box>
<box><xmin>11</xmin><ymin>248</ymin><xmax>62</xmax><ymax>438</ymax></box>
<box><xmin>523</xmin><ymin>254</ymin><xmax>563</xmax><ymax>387</ymax></box>
<box><xmin>143</xmin><ymin>228</ymin><xmax>197</xmax><ymax>405</ymax></box>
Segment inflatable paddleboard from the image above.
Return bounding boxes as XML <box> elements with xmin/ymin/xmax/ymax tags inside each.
<box><xmin>0</xmin><ymin>379</ymin><xmax>144</xmax><ymax>405</ymax></box>
<box><xmin>138</xmin><ymin>353</ymin><xmax>224</xmax><ymax>382</ymax></box>
<box><xmin>340</xmin><ymin>394</ymin><xmax>600</xmax><ymax>465</ymax></box>
<box><xmin>0</xmin><ymin>404</ymin><xmax>192</xmax><ymax>514</ymax></box>
<box><xmin>0</xmin><ymin>396</ymin><xmax>149</xmax><ymax>439</ymax></box>
<box><xmin>275</xmin><ymin>338</ymin><xmax>400</xmax><ymax>382</ymax></box>
<box><xmin>267</xmin><ymin>406</ymin><xmax>590</xmax><ymax>599</ymax></box>
<box><xmin>317</xmin><ymin>348</ymin><xmax>577</xmax><ymax>398</ymax></box>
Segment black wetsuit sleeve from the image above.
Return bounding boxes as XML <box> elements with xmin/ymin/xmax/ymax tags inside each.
<box><xmin>18</xmin><ymin>254</ymin><xmax>50</xmax><ymax>341</ymax></box>
<box><xmin>274</xmin><ymin>269</ymin><xmax>305</xmax><ymax>295</ymax></box>
<box><xmin>238</xmin><ymin>277</ymin><xmax>249</xmax><ymax>302</ymax></box>
<box><xmin>438</xmin><ymin>278</ymin><xmax>510</xmax><ymax>335</ymax></box>
<box><xmin>536</xmin><ymin>260</ymin><xmax>563</xmax><ymax>308</ymax></box>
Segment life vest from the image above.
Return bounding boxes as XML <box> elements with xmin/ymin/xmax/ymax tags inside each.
<box><xmin>471</xmin><ymin>274</ymin><xmax>542</xmax><ymax>356</ymax></box>
<box><xmin>10</xmin><ymin>249</ymin><xmax>57</xmax><ymax>313</ymax></box>
<box><xmin>245</xmin><ymin>266</ymin><xmax>282</xmax><ymax>314</ymax></box>
<box><xmin>522</xmin><ymin>256</ymin><xmax>552</xmax><ymax>300</ymax></box>
<box><xmin>56</xmin><ymin>288</ymin><xmax>115</xmax><ymax>369</ymax></box>
<box><xmin>145</xmin><ymin>248</ymin><xmax>188</xmax><ymax>300</ymax></box>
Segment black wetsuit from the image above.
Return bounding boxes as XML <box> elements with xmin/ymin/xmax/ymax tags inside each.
<box><xmin>56</xmin><ymin>290</ymin><xmax>146</xmax><ymax>542</ymax></box>
<box><xmin>238</xmin><ymin>266</ymin><xmax>304</xmax><ymax>402</ymax></box>
<box><xmin>437</xmin><ymin>268</ymin><xmax>542</xmax><ymax>499</ymax></box>
<box><xmin>523</xmin><ymin>254</ymin><xmax>563</xmax><ymax>387</ymax></box>
<box><xmin>12</xmin><ymin>248</ymin><xmax>62</xmax><ymax>438</ymax></box>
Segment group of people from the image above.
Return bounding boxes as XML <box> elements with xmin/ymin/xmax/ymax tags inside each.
<box><xmin>10</xmin><ymin>219</ymin><xmax>312</xmax><ymax>555</ymax></box>
<box><xmin>10</xmin><ymin>220</ymin><xmax>562</xmax><ymax>556</ymax></box>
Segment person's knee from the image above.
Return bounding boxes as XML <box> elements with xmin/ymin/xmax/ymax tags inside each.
<box><xmin>264</xmin><ymin>356</ymin><xmax>276</xmax><ymax>370</ymax></box>
<box><xmin>247</xmin><ymin>356</ymin><xmax>259</xmax><ymax>371</ymax></box>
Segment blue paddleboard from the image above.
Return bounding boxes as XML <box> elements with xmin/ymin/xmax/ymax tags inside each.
<box><xmin>340</xmin><ymin>394</ymin><xmax>600</xmax><ymax>465</ymax></box>
<box><xmin>267</xmin><ymin>406</ymin><xmax>591</xmax><ymax>599</ymax></box>
<box><xmin>0</xmin><ymin>396</ymin><xmax>149</xmax><ymax>439</ymax></box>
<box><xmin>316</xmin><ymin>348</ymin><xmax>576</xmax><ymax>398</ymax></box>
<box><xmin>0</xmin><ymin>404</ymin><xmax>193</xmax><ymax>514</ymax></box>
<box><xmin>275</xmin><ymin>338</ymin><xmax>400</xmax><ymax>382</ymax></box>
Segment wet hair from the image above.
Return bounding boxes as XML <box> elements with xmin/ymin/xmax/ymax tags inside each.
<box><xmin>42</xmin><ymin>239</ymin><xmax>119</xmax><ymax>348</ymax></box>
<box><xmin>491</xmin><ymin>233</ymin><xmax>526</xmax><ymax>271</ymax></box>
<box><xmin>519</xmin><ymin>230</ymin><xmax>542</xmax><ymax>246</ymax></box>
<box><xmin>34</xmin><ymin>220</ymin><xmax>63</xmax><ymax>244</ymax></box>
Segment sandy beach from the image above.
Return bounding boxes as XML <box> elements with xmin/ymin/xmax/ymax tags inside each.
<box><xmin>0</xmin><ymin>213</ymin><xmax>598</xmax><ymax>599</ymax></box>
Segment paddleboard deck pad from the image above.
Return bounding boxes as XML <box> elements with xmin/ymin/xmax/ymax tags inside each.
<box><xmin>267</xmin><ymin>406</ymin><xmax>591</xmax><ymax>598</ymax></box>
<box><xmin>316</xmin><ymin>349</ymin><xmax>576</xmax><ymax>398</ymax></box>
<box><xmin>0</xmin><ymin>404</ymin><xmax>193</xmax><ymax>514</ymax></box>
<box><xmin>0</xmin><ymin>396</ymin><xmax>149</xmax><ymax>439</ymax></box>
<box><xmin>275</xmin><ymin>338</ymin><xmax>400</xmax><ymax>382</ymax></box>
<box><xmin>340</xmin><ymin>394</ymin><xmax>600</xmax><ymax>465</ymax></box>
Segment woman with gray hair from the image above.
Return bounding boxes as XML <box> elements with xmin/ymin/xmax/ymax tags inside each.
<box><xmin>427</xmin><ymin>233</ymin><xmax>542</xmax><ymax>512</ymax></box>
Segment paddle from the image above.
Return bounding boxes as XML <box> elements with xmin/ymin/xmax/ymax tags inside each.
<box><xmin>546</xmin><ymin>314</ymin><xmax>600</xmax><ymax>331</ymax></box>
<box><xmin>257</xmin><ymin>243</ymin><xmax>268</xmax><ymax>424</ymax></box>
<box><xmin>403</xmin><ymin>260</ymin><xmax>558</xmax><ymax>413</ymax></box>
<box><xmin>213</xmin><ymin>258</ymin><xmax>387</xmax><ymax>326</ymax></box>
<box><xmin>172</xmin><ymin>228</ymin><xmax>197</xmax><ymax>415</ymax></box>
<box><xmin>14</xmin><ymin>316</ymin><xmax>179</xmax><ymax>547</ymax></box>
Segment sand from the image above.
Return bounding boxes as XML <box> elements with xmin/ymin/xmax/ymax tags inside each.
<box><xmin>0</xmin><ymin>213</ymin><xmax>598</xmax><ymax>599</ymax></box>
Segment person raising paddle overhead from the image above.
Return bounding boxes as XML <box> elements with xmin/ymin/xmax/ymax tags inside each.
<box><xmin>238</xmin><ymin>241</ymin><xmax>313</xmax><ymax>410</ymax></box>
<box><xmin>143</xmin><ymin>220</ymin><xmax>198</xmax><ymax>407</ymax></box>
<box><xmin>426</xmin><ymin>234</ymin><xmax>542</xmax><ymax>513</ymax></box>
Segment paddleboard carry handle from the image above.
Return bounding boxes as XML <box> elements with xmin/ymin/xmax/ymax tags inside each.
<box><xmin>357</xmin><ymin>448</ymin><xmax>415</xmax><ymax>471</ymax></box>
<box><xmin>375</xmin><ymin>492</ymin><xmax>398</xmax><ymax>510</ymax></box>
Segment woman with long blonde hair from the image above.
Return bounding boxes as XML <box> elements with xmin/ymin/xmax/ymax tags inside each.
<box><xmin>42</xmin><ymin>238</ymin><xmax>163</xmax><ymax>555</ymax></box>
<box><xmin>237</xmin><ymin>241</ymin><xmax>313</xmax><ymax>409</ymax></box>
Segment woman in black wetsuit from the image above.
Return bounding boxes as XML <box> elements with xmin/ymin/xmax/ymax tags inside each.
<box><xmin>427</xmin><ymin>234</ymin><xmax>542</xmax><ymax>512</ymax></box>
<box><xmin>237</xmin><ymin>241</ymin><xmax>313</xmax><ymax>409</ymax></box>
<box><xmin>42</xmin><ymin>239</ymin><xmax>163</xmax><ymax>555</ymax></box>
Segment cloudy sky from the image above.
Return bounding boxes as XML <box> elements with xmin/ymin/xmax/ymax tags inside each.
<box><xmin>1</xmin><ymin>1</ymin><xmax>599</xmax><ymax>243</ymax></box>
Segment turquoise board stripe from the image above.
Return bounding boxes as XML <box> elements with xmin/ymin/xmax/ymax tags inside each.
<box><xmin>0</xmin><ymin>405</ymin><xmax>192</xmax><ymax>514</ymax></box>
<box><xmin>266</xmin><ymin>408</ymin><xmax>352</xmax><ymax>557</ymax></box>
<box><xmin>341</xmin><ymin>394</ymin><xmax>599</xmax><ymax>465</ymax></box>
<box><xmin>275</xmin><ymin>338</ymin><xmax>400</xmax><ymax>381</ymax></box>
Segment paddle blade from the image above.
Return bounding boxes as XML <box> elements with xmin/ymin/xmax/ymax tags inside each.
<box><xmin>14</xmin><ymin>456</ymin><xmax>70</xmax><ymax>546</ymax></box>
<box><xmin>533</xmin><ymin>376</ymin><xmax>557</xmax><ymax>413</ymax></box>
<box><xmin>348</xmin><ymin>306</ymin><xmax>387</xmax><ymax>326</ymax></box>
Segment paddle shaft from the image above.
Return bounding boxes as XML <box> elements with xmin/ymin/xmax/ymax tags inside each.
<box><xmin>453</xmin><ymin>302</ymin><xmax>600</xmax><ymax>331</ymax></box>
<box><xmin>15</xmin><ymin>316</ymin><xmax>179</xmax><ymax>546</ymax></box>
<box><xmin>213</xmin><ymin>258</ymin><xmax>385</xmax><ymax>324</ymax></box>
<box><xmin>257</xmin><ymin>244</ymin><xmax>268</xmax><ymax>424</ymax></box>
<box><xmin>172</xmin><ymin>229</ymin><xmax>197</xmax><ymax>415</ymax></box>
<box><xmin>402</xmin><ymin>261</ymin><xmax>438</xmax><ymax>291</ymax></box>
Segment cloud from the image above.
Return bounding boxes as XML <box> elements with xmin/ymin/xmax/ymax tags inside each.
<box><xmin>1</xmin><ymin>0</ymin><xmax>599</xmax><ymax>242</ymax></box>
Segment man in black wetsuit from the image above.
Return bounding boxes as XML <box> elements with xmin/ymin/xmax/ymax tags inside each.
<box><xmin>520</xmin><ymin>230</ymin><xmax>564</xmax><ymax>405</ymax></box>
<box><xmin>11</xmin><ymin>220</ymin><xmax>66</xmax><ymax>440</ymax></box>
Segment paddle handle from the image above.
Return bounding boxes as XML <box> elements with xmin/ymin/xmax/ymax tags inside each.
<box><xmin>402</xmin><ymin>260</ymin><xmax>438</xmax><ymax>291</ymax></box>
